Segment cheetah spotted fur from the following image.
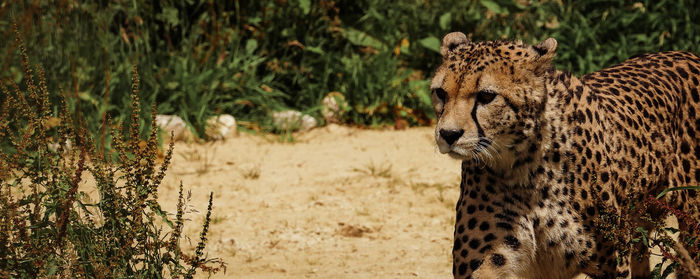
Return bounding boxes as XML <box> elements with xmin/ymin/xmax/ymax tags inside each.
<box><xmin>430</xmin><ymin>32</ymin><xmax>699</xmax><ymax>278</ymax></box>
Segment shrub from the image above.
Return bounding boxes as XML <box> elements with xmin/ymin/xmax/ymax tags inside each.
<box><xmin>594</xmin><ymin>186</ymin><xmax>700</xmax><ymax>278</ymax></box>
<box><xmin>0</xmin><ymin>28</ymin><xmax>225</xmax><ymax>278</ymax></box>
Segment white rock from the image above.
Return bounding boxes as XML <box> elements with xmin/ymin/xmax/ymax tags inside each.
<box><xmin>205</xmin><ymin>114</ymin><xmax>237</xmax><ymax>141</ymax></box>
<box><xmin>272</xmin><ymin>110</ymin><xmax>302</xmax><ymax>130</ymax></box>
<box><xmin>47</xmin><ymin>139</ymin><xmax>72</xmax><ymax>153</ymax></box>
<box><xmin>272</xmin><ymin>110</ymin><xmax>317</xmax><ymax>131</ymax></box>
<box><xmin>155</xmin><ymin>114</ymin><xmax>193</xmax><ymax>141</ymax></box>
<box><xmin>321</xmin><ymin>92</ymin><xmax>347</xmax><ymax>124</ymax></box>
<box><xmin>300</xmin><ymin>114</ymin><xmax>317</xmax><ymax>131</ymax></box>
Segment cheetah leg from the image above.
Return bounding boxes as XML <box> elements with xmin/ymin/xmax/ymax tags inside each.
<box><xmin>616</xmin><ymin>251</ymin><xmax>633</xmax><ymax>279</ymax></box>
<box><xmin>594</xmin><ymin>245</ymin><xmax>632</xmax><ymax>278</ymax></box>
<box><xmin>674</xmin><ymin>194</ymin><xmax>700</xmax><ymax>279</ymax></box>
<box><xmin>586</xmin><ymin>254</ymin><xmax>631</xmax><ymax>279</ymax></box>
<box><xmin>630</xmin><ymin>214</ymin><xmax>656</xmax><ymax>279</ymax></box>
<box><xmin>630</xmin><ymin>232</ymin><xmax>651</xmax><ymax>279</ymax></box>
<box><xmin>675</xmin><ymin>224</ymin><xmax>699</xmax><ymax>279</ymax></box>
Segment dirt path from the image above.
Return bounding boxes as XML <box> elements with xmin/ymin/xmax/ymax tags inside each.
<box><xmin>159</xmin><ymin>125</ymin><xmax>461</xmax><ymax>278</ymax></box>
<box><xmin>158</xmin><ymin>125</ymin><xmax>671</xmax><ymax>279</ymax></box>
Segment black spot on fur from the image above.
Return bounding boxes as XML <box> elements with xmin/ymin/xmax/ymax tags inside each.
<box><xmin>479</xmin><ymin>244</ymin><xmax>493</xmax><ymax>253</ymax></box>
<box><xmin>504</xmin><ymin>235</ymin><xmax>520</xmax><ymax>250</ymax></box>
<box><xmin>496</xmin><ymin>222</ymin><xmax>514</xmax><ymax>231</ymax></box>
<box><xmin>479</xmin><ymin>222</ymin><xmax>490</xmax><ymax>231</ymax></box>
<box><xmin>532</xmin><ymin>46</ymin><xmax>547</xmax><ymax>56</ymax></box>
<box><xmin>468</xmin><ymin>218</ymin><xmax>478</xmax><ymax>230</ymax></box>
<box><xmin>484</xmin><ymin>233</ymin><xmax>497</xmax><ymax>242</ymax></box>
<box><xmin>469</xmin><ymin>238</ymin><xmax>481</xmax><ymax>249</ymax></box>
<box><xmin>470</xmin><ymin>259</ymin><xmax>483</xmax><ymax>271</ymax></box>
<box><xmin>491</xmin><ymin>253</ymin><xmax>506</xmax><ymax>266</ymax></box>
<box><xmin>458</xmin><ymin>262</ymin><xmax>467</xmax><ymax>275</ymax></box>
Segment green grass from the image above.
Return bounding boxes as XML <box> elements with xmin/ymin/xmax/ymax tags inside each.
<box><xmin>2</xmin><ymin>0</ymin><xmax>699</xmax><ymax>141</ymax></box>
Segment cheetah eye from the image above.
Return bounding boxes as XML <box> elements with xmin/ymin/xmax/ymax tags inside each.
<box><xmin>433</xmin><ymin>88</ymin><xmax>447</xmax><ymax>103</ymax></box>
<box><xmin>476</xmin><ymin>90</ymin><xmax>497</xmax><ymax>105</ymax></box>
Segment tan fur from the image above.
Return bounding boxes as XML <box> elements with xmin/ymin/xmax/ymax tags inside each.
<box><xmin>431</xmin><ymin>32</ymin><xmax>700</xmax><ymax>278</ymax></box>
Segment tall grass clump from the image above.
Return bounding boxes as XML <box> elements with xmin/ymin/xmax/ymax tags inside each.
<box><xmin>0</xmin><ymin>29</ymin><xmax>225</xmax><ymax>278</ymax></box>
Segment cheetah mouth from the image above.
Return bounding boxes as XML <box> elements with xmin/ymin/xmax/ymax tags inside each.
<box><xmin>447</xmin><ymin>138</ymin><xmax>499</xmax><ymax>162</ymax></box>
<box><xmin>448</xmin><ymin>151</ymin><xmax>468</xmax><ymax>160</ymax></box>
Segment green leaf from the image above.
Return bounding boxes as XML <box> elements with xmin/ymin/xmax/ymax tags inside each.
<box><xmin>78</xmin><ymin>92</ymin><xmax>99</xmax><ymax>106</ymax></box>
<box><xmin>419</xmin><ymin>36</ymin><xmax>441</xmax><ymax>53</ymax></box>
<box><xmin>46</xmin><ymin>261</ymin><xmax>58</xmax><ymax>276</ymax></box>
<box><xmin>651</xmin><ymin>261</ymin><xmax>664</xmax><ymax>277</ymax></box>
<box><xmin>166</xmin><ymin>82</ymin><xmax>179</xmax><ymax>90</ymax></box>
<box><xmin>663</xmin><ymin>227</ymin><xmax>679</xmax><ymax>234</ymax></box>
<box><xmin>343</xmin><ymin>28</ymin><xmax>387</xmax><ymax>51</ymax></box>
<box><xmin>159</xmin><ymin>7</ymin><xmax>180</xmax><ymax>26</ymax></box>
<box><xmin>306</xmin><ymin>46</ymin><xmax>325</xmax><ymax>54</ymax></box>
<box><xmin>298</xmin><ymin>0</ymin><xmax>310</xmax><ymax>15</ymax></box>
<box><xmin>410</xmin><ymin>80</ymin><xmax>432</xmax><ymax>106</ymax></box>
<box><xmin>150</xmin><ymin>203</ymin><xmax>174</xmax><ymax>228</ymax></box>
<box><xmin>439</xmin><ymin>12</ymin><xmax>452</xmax><ymax>30</ymax></box>
<box><xmin>480</xmin><ymin>0</ymin><xmax>507</xmax><ymax>15</ymax></box>
<box><xmin>656</xmin><ymin>186</ymin><xmax>700</xmax><ymax>199</ymax></box>
<box><xmin>635</xmin><ymin>227</ymin><xmax>649</xmax><ymax>247</ymax></box>
<box><xmin>246</xmin><ymin>39</ymin><xmax>259</xmax><ymax>55</ymax></box>
<box><xmin>661</xmin><ymin>261</ymin><xmax>677</xmax><ymax>278</ymax></box>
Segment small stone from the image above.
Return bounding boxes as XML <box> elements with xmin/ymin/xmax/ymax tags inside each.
<box><xmin>325</xmin><ymin>123</ymin><xmax>343</xmax><ymax>134</ymax></box>
<box><xmin>394</xmin><ymin>117</ymin><xmax>408</xmax><ymax>130</ymax></box>
<box><xmin>300</xmin><ymin>114</ymin><xmax>317</xmax><ymax>131</ymax></box>
<box><xmin>155</xmin><ymin>114</ymin><xmax>194</xmax><ymax>142</ymax></box>
<box><xmin>272</xmin><ymin>110</ymin><xmax>317</xmax><ymax>131</ymax></box>
<box><xmin>48</xmin><ymin>139</ymin><xmax>72</xmax><ymax>153</ymax></box>
<box><xmin>321</xmin><ymin>92</ymin><xmax>347</xmax><ymax>124</ymax></box>
<box><xmin>205</xmin><ymin>114</ymin><xmax>237</xmax><ymax>141</ymax></box>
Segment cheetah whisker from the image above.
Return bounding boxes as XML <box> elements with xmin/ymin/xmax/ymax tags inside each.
<box><xmin>479</xmin><ymin>137</ymin><xmax>502</xmax><ymax>160</ymax></box>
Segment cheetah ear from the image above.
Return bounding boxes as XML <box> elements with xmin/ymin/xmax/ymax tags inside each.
<box><xmin>440</xmin><ymin>32</ymin><xmax>470</xmax><ymax>56</ymax></box>
<box><xmin>531</xmin><ymin>38</ymin><xmax>557</xmax><ymax>74</ymax></box>
<box><xmin>532</xmin><ymin>37</ymin><xmax>557</xmax><ymax>59</ymax></box>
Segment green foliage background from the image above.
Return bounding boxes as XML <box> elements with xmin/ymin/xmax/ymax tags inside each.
<box><xmin>1</xmin><ymin>0</ymin><xmax>699</xmax><ymax>138</ymax></box>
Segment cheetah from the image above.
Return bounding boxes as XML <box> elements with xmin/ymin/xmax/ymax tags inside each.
<box><xmin>430</xmin><ymin>32</ymin><xmax>699</xmax><ymax>278</ymax></box>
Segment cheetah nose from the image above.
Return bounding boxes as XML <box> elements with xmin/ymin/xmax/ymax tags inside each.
<box><xmin>439</xmin><ymin>129</ymin><xmax>464</xmax><ymax>146</ymax></box>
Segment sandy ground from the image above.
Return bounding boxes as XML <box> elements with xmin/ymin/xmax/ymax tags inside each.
<box><xmin>154</xmin><ymin>125</ymin><xmax>672</xmax><ymax>279</ymax></box>
<box><xmin>159</xmin><ymin>125</ymin><xmax>460</xmax><ymax>278</ymax></box>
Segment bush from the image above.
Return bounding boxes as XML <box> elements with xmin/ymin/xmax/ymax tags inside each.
<box><xmin>3</xmin><ymin>0</ymin><xmax>698</xmax><ymax>135</ymax></box>
<box><xmin>595</xmin><ymin>189</ymin><xmax>700</xmax><ymax>278</ymax></box>
<box><xmin>0</xmin><ymin>29</ymin><xmax>225</xmax><ymax>278</ymax></box>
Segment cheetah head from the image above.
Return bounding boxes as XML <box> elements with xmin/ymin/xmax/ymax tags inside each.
<box><xmin>431</xmin><ymin>32</ymin><xmax>557</xmax><ymax>169</ymax></box>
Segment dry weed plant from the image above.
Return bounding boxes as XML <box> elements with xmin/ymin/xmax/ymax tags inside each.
<box><xmin>0</xmin><ymin>26</ymin><xmax>225</xmax><ymax>278</ymax></box>
<box><xmin>240</xmin><ymin>164</ymin><xmax>262</xmax><ymax>180</ymax></box>
<box><xmin>593</xmin><ymin>183</ymin><xmax>700</xmax><ymax>278</ymax></box>
<box><xmin>352</xmin><ymin>160</ymin><xmax>394</xmax><ymax>178</ymax></box>
<box><xmin>179</xmin><ymin>142</ymin><xmax>218</xmax><ymax>176</ymax></box>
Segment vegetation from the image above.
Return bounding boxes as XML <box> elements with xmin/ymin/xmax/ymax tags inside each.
<box><xmin>2</xmin><ymin>0</ymin><xmax>699</xmax><ymax>138</ymax></box>
<box><xmin>595</xmin><ymin>187</ymin><xmax>700</xmax><ymax>278</ymax></box>
<box><xmin>1</xmin><ymin>0</ymin><xmax>699</xmax><ymax>277</ymax></box>
<box><xmin>0</xmin><ymin>29</ymin><xmax>225</xmax><ymax>278</ymax></box>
